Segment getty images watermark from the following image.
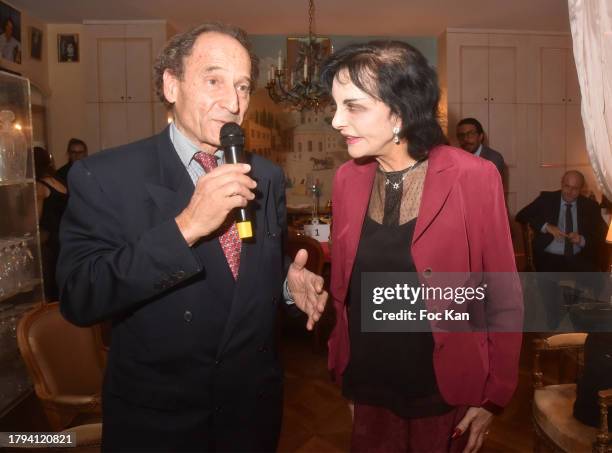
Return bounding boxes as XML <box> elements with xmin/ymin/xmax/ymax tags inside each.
<box><xmin>372</xmin><ymin>282</ymin><xmax>487</xmax><ymax>322</ymax></box>
<box><xmin>360</xmin><ymin>272</ymin><xmax>612</xmax><ymax>333</ymax></box>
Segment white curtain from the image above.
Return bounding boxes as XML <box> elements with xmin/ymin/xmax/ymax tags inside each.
<box><xmin>568</xmin><ymin>0</ymin><xmax>612</xmax><ymax>200</ymax></box>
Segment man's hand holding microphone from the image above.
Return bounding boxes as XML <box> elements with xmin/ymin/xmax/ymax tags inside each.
<box><xmin>175</xmin><ymin>122</ymin><xmax>327</xmax><ymax>329</ymax></box>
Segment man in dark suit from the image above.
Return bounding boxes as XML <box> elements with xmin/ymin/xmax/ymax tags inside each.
<box><xmin>57</xmin><ymin>23</ymin><xmax>327</xmax><ymax>452</ymax></box>
<box><xmin>516</xmin><ymin>170</ymin><xmax>607</xmax><ymax>328</ymax></box>
<box><xmin>456</xmin><ymin>117</ymin><xmax>506</xmax><ymax>178</ymax></box>
<box><xmin>516</xmin><ymin>170</ymin><xmax>606</xmax><ymax>272</ymax></box>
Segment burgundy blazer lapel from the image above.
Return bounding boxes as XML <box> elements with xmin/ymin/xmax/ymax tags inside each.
<box><xmin>342</xmin><ymin>159</ymin><xmax>377</xmax><ymax>286</ymax></box>
<box><xmin>413</xmin><ymin>146</ymin><xmax>458</xmax><ymax>245</ymax></box>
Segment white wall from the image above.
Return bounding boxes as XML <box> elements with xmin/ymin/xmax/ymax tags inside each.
<box><xmin>45</xmin><ymin>24</ymin><xmax>86</xmax><ymax>167</ymax></box>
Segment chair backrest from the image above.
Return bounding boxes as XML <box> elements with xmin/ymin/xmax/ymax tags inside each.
<box><xmin>286</xmin><ymin>232</ymin><xmax>325</xmax><ymax>276</ymax></box>
<box><xmin>16</xmin><ymin>302</ymin><xmax>105</xmax><ymax>401</ymax></box>
<box><xmin>520</xmin><ymin>223</ymin><xmax>536</xmax><ymax>271</ymax></box>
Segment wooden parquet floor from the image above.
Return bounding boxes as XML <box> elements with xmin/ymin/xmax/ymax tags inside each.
<box><xmin>278</xmin><ymin>328</ymin><xmax>538</xmax><ymax>453</ymax></box>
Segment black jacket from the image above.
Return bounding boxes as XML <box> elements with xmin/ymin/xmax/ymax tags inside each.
<box><xmin>57</xmin><ymin>127</ymin><xmax>287</xmax><ymax>450</ymax></box>
<box><xmin>480</xmin><ymin>146</ymin><xmax>505</xmax><ymax>179</ymax></box>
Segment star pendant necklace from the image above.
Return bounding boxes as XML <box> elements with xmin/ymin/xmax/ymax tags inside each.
<box><xmin>383</xmin><ymin>160</ymin><xmax>422</xmax><ymax>190</ymax></box>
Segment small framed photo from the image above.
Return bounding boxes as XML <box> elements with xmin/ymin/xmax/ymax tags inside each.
<box><xmin>0</xmin><ymin>0</ymin><xmax>22</xmax><ymax>64</ymax></box>
<box><xmin>30</xmin><ymin>26</ymin><xmax>42</xmax><ymax>60</ymax></box>
<box><xmin>57</xmin><ymin>33</ymin><xmax>78</xmax><ymax>62</ymax></box>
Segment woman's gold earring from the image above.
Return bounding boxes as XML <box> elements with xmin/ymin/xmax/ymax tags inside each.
<box><xmin>392</xmin><ymin>126</ymin><xmax>400</xmax><ymax>144</ymax></box>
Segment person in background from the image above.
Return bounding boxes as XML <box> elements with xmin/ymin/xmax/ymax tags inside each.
<box><xmin>55</xmin><ymin>138</ymin><xmax>88</xmax><ymax>185</ymax></box>
<box><xmin>574</xmin><ymin>333</ymin><xmax>612</xmax><ymax>430</ymax></box>
<box><xmin>322</xmin><ymin>41</ymin><xmax>523</xmax><ymax>452</ymax></box>
<box><xmin>456</xmin><ymin>117</ymin><xmax>505</xmax><ymax>180</ymax></box>
<box><xmin>516</xmin><ymin>170</ymin><xmax>607</xmax><ymax>329</ymax></box>
<box><xmin>34</xmin><ymin>146</ymin><xmax>68</xmax><ymax>301</ymax></box>
<box><xmin>516</xmin><ymin>170</ymin><xmax>606</xmax><ymax>274</ymax></box>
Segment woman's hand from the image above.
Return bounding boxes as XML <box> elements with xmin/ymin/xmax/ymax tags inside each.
<box><xmin>453</xmin><ymin>406</ymin><xmax>493</xmax><ymax>453</ymax></box>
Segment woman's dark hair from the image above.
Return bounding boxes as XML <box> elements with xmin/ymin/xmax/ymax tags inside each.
<box><xmin>33</xmin><ymin>146</ymin><xmax>55</xmax><ymax>179</ymax></box>
<box><xmin>320</xmin><ymin>40</ymin><xmax>446</xmax><ymax>160</ymax></box>
<box><xmin>153</xmin><ymin>22</ymin><xmax>259</xmax><ymax>107</ymax></box>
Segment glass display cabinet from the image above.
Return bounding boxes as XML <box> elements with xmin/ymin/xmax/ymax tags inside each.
<box><xmin>0</xmin><ymin>71</ymin><xmax>45</xmax><ymax>418</ymax></box>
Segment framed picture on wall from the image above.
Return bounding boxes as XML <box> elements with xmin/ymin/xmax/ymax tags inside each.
<box><xmin>0</xmin><ymin>1</ymin><xmax>22</xmax><ymax>64</ymax></box>
<box><xmin>57</xmin><ymin>33</ymin><xmax>78</xmax><ymax>62</ymax></box>
<box><xmin>30</xmin><ymin>26</ymin><xmax>42</xmax><ymax>60</ymax></box>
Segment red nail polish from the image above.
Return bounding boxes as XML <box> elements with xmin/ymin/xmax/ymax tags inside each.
<box><xmin>450</xmin><ymin>428</ymin><xmax>463</xmax><ymax>440</ymax></box>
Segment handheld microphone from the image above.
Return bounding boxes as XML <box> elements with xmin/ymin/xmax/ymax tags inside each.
<box><xmin>220</xmin><ymin>122</ymin><xmax>253</xmax><ymax>239</ymax></box>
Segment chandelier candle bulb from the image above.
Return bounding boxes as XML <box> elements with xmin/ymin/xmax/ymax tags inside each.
<box><xmin>265</xmin><ymin>0</ymin><xmax>331</xmax><ymax>111</ymax></box>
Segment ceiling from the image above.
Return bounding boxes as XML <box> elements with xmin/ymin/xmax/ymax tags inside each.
<box><xmin>9</xmin><ymin>0</ymin><xmax>571</xmax><ymax>36</ymax></box>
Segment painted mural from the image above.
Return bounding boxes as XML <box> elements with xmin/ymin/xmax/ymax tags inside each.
<box><xmin>247</xmin><ymin>35</ymin><xmax>436</xmax><ymax>208</ymax></box>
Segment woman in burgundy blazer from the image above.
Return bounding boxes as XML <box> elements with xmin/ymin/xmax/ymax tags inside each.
<box><xmin>321</xmin><ymin>41</ymin><xmax>523</xmax><ymax>452</ymax></box>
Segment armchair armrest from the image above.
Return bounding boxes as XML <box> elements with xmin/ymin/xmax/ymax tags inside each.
<box><xmin>43</xmin><ymin>393</ymin><xmax>102</xmax><ymax>414</ymax></box>
<box><xmin>595</xmin><ymin>389</ymin><xmax>612</xmax><ymax>453</ymax></box>
<box><xmin>532</xmin><ymin>334</ymin><xmax>588</xmax><ymax>388</ymax></box>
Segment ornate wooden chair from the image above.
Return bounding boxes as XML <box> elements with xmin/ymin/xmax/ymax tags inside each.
<box><xmin>532</xmin><ymin>333</ymin><xmax>611</xmax><ymax>452</ymax></box>
<box><xmin>284</xmin><ymin>232</ymin><xmax>330</xmax><ymax>350</ymax></box>
<box><xmin>16</xmin><ymin>302</ymin><xmax>105</xmax><ymax>431</ymax></box>
<box><xmin>286</xmin><ymin>231</ymin><xmax>325</xmax><ymax>277</ymax></box>
<box><xmin>521</xmin><ymin>222</ymin><xmax>536</xmax><ymax>271</ymax></box>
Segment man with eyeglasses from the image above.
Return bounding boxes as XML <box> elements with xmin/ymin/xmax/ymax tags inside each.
<box><xmin>56</xmin><ymin>138</ymin><xmax>88</xmax><ymax>185</ymax></box>
<box><xmin>456</xmin><ymin>118</ymin><xmax>505</xmax><ymax>178</ymax></box>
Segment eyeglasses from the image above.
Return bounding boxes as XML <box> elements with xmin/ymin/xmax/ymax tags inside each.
<box><xmin>456</xmin><ymin>130</ymin><xmax>480</xmax><ymax>140</ymax></box>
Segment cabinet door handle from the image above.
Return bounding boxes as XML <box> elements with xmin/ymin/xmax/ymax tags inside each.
<box><xmin>484</xmin><ymin>97</ymin><xmax>488</xmax><ymax>101</ymax></box>
<box><xmin>490</xmin><ymin>97</ymin><xmax>494</xmax><ymax>101</ymax></box>
<box><xmin>568</xmin><ymin>98</ymin><xmax>572</xmax><ymax>102</ymax></box>
<box><xmin>120</xmin><ymin>96</ymin><xmax>125</xmax><ymax>100</ymax></box>
<box><xmin>127</xmin><ymin>96</ymin><xmax>132</xmax><ymax>100</ymax></box>
<box><xmin>562</xmin><ymin>98</ymin><xmax>566</xmax><ymax>102</ymax></box>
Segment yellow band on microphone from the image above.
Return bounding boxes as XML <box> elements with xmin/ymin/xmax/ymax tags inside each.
<box><xmin>236</xmin><ymin>220</ymin><xmax>253</xmax><ymax>239</ymax></box>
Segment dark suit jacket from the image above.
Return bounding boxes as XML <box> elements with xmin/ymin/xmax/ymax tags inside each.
<box><xmin>480</xmin><ymin>145</ymin><xmax>505</xmax><ymax>178</ymax></box>
<box><xmin>57</xmin><ymin>127</ymin><xmax>287</xmax><ymax>450</ymax></box>
<box><xmin>55</xmin><ymin>161</ymin><xmax>72</xmax><ymax>185</ymax></box>
<box><xmin>515</xmin><ymin>190</ymin><xmax>607</xmax><ymax>269</ymax></box>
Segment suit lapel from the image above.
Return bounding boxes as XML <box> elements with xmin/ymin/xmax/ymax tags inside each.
<box><xmin>551</xmin><ymin>191</ymin><xmax>562</xmax><ymax>226</ymax></box>
<box><xmin>217</xmin><ymin>173</ymin><xmax>270</xmax><ymax>353</ymax></box>
<box><xmin>575</xmin><ymin>196</ymin><xmax>583</xmax><ymax>232</ymax></box>
<box><xmin>145</xmin><ymin>127</ymin><xmax>194</xmax><ymax>218</ymax></box>
<box><xmin>413</xmin><ymin>146</ymin><xmax>458</xmax><ymax>245</ymax></box>
<box><xmin>145</xmin><ymin>128</ymin><xmax>236</xmax><ymax>299</ymax></box>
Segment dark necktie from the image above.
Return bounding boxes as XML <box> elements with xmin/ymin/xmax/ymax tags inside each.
<box><xmin>193</xmin><ymin>151</ymin><xmax>241</xmax><ymax>280</ymax></box>
<box><xmin>564</xmin><ymin>203</ymin><xmax>573</xmax><ymax>257</ymax></box>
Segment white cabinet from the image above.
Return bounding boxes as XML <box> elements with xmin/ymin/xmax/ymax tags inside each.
<box><xmin>532</xmin><ymin>35</ymin><xmax>590</xmax><ymax>192</ymax></box>
<box><xmin>532</xmin><ymin>35</ymin><xmax>581</xmax><ymax>105</ymax></box>
<box><xmin>84</xmin><ymin>21</ymin><xmax>169</xmax><ymax>152</ymax></box>
<box><xmin>444</xmin><ymin>33</ymin><xmax>528</xmax><ymax>106</ymax></box>
<box><xmin>438</xmin><ymin>30</ymin><xmax>593</xmax><ymax>213</ymax></box>
<box><xmin>441</xmin><ymin>32</ymin><xmax>528</xmax><ymax>213</ymax></box>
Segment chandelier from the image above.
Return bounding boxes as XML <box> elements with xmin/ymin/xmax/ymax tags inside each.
<box><xmin>266</xmin><ymin>0</ymin><xmax>331</xmax><ymax>112</ymax></box>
